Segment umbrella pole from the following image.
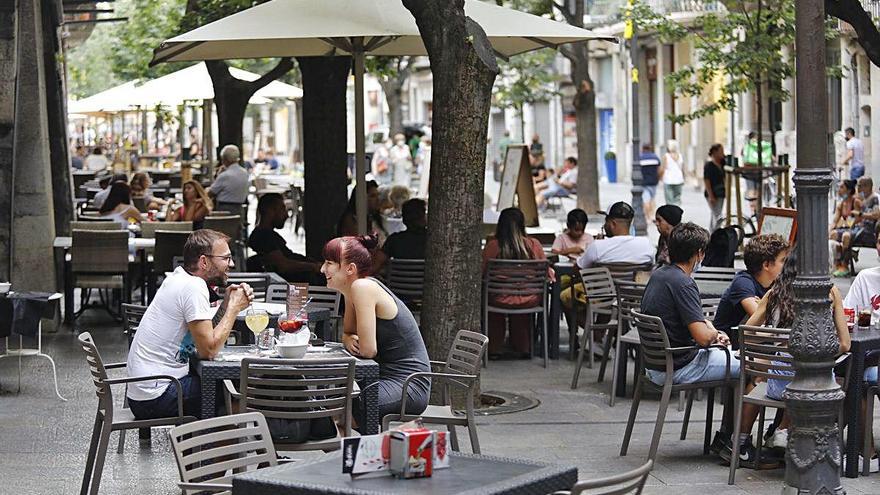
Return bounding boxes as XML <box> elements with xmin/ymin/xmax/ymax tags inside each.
<box><xmin>354</xmin><ymin>40</ymin><xmax>368</xmax><ymax>235</ymax></box>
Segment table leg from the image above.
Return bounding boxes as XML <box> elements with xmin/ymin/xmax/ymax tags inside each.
<box><xmin>200</xmin><ymin>368</ymin><xmax>218</xmax><ymax>420</ymax></box>
<box><xmin>567</xmin><ymin>283</ymin><xmax>577</xmax><ymax>361</ymax></box>
<box><xmin>549</xmin><ymin>281</ymin><xmax>561</xmax><ymax>360</ymax></box>
<box><xmin>62</xmin><ymin>248</ymin><xmax>73</xmax><ymax>325</ymax></box>
<box><xmin>139</xmin><ymin>250</ymin><xmax>147</xmax><ymax>305</ymax></box>
<box><xmin>845</xmin><ymin>352</ymin><xmax>866</xmax><ymax>477</ymax></box>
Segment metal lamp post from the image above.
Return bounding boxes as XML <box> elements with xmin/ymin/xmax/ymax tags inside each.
<box><xmin>783</xmin><ymin>0</ymin><xmax>844</xmax><ymax>493</ymax></box>
<box><xmin>625</xmin><ymin>0</ymin><xmax>647</xmax><ymax>236</ymax></box>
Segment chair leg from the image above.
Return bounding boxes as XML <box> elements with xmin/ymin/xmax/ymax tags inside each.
<box><xmin>728</xmin><ymin>391</ymin><xmax>745</xmax><ymax>485</ymax></box>
<box><xmin>117</xmin><ymin>430</ymin><xmax>125</xmax><ymax>454</ymax></box>
<box><xmin>447</xmin><ymin>424</ymin><xmax>460</xmax><ymax>452</ymax></box>
<box><xmin>648</xmin><ymin>382</ymin><xmax>673</xmax><ymax>461</ymax></box>
<box><xmin>621</xmin><ymin>377</ymin><xmax>644</xmax><ymax>456</ymax></box>
<box><xmin>570</xmin><ymin>323</ymin><xmax>590</xmax><ymax>389</ymax></box>
<box><xmin>80</xmin><ymin>413</ymin><xmax>103</xmax><ymax>495</ymax></box>
<box><xmin>703</xmin><ymin>388</ymin><xmax>715</xmax><ymax>455</ymax></box>
<box><xmin>587</xmin><ymin>325</ymin><xmax>595</xmax><ymax>370</ymax></box>
<box><xmin>609</xmin><ymin>327</ymin><xmax>624</xmax><ymax>407</ymax></box>
<box><xmin>864</xmin><ymin>391</ymin><xmax>876</xmax><ymax>476</ymax></box>
<box><xmin>542</xmin><ymin>310</ymin><xmax>548</xmax><ymax>369</ymax></box>
<box><xmin>598</xmin><ymin>329</ymin><xmax>613</xmax><ymax>383</ymax></box>
<box><xmin>680</xmin><ymin>390</ymin><xmax>694</xmax><ymax>440</ymax></box>
<box><xmin>465</xmin><ymin>392</ymin><xmax>480</xmax><ymax>454</ymax></box>
<box><xmin>88</xmin><ymin>419</ymin><xmax>113</xmax><ymax>495</ymax></box>
<box><xmin>755</xmin><ymin>406</ymin><xmax>766</xmax><ymax>467</ymax></box>
<box><xmin>481</xmin><ymin>306</ymin><xmax>488</xmax><ymax>368</ymax></box>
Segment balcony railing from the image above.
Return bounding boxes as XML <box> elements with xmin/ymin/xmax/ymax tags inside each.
<box><xmin>584</xmin><ymin>0</ymin><xmax>724</xmax><ymax>26</ymax></box>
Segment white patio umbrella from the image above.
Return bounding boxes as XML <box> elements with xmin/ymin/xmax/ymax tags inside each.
<box><xmin>68</xmin><ymin>81</ymin><xmax>142</xmax><ymax>114</ymax></box>
<box><xmin>151</xmin><ymin>0</ymin><xmax>612</xmax><ymax>233</ymax></box>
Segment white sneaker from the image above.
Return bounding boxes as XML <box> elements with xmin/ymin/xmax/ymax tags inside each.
<box><xmin>766</xmin><ymin>428</ymin><xmax>788</xmax><ymax>449</ymax></box>
<box><xmin>860</xmin><ymin>455</ymin><xmax>880</xmax><ymax>473</ymax></box>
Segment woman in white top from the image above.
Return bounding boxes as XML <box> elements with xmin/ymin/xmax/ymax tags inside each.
<box><xmin>659</xmin><ymin>139</ymin><xmax>685</xmax><ymax>206</ymax></box>
<box><xmin>99</xmin><ymin>182</ymin><xmax>141</xmax><ymax>228</ymax></box>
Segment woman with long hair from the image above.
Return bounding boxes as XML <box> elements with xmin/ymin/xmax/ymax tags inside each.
<box><xmin>321</xmin><ymin>235</ymin><xmax>430</xmax><ymax>428</ymax></box>
<box><xmin>99</xmin><ymin>182</ymin><xmax>141</xmax><ymax>227</ymax></box>
<box><xmin>167</xmin><ymin>180</ymin><xmax>212</xmax><ymax>229</ymax></box>
<box><xmin>482</xmin><ymin>207</ymin><xmax>555</xmax><ymax>358</ymax></box>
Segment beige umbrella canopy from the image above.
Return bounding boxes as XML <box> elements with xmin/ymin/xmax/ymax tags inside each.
<box><xmin>151</xmin><ymin>0</ymin><xmax>612</xmax><ymax>233</ymax></box>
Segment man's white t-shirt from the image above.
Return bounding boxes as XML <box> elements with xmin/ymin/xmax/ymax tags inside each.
<box><xmin>559</xmin><ymin>167</ymin><xmax>578</xmax><ymax>185</ymax></box>
<box><xmin>576</xmin><ymin>235</ymin><xmax>654</xmax><ymax>268</ymax></box>
<box><xmin>84</xmin><ymin>154</ymin><xmax>109</xmax><ymax>172</ymax></box>
<box><xmin>126</xmin><ymin>267</ymin><xmax>216</xmax><ymax>401</ymax></box>
<box><xmin>843</xmin><ymin>266</ymin><xmax>880</xmax><ymax>325</ymax></box>
<box><xmin>847</xmin><ymin>137</ymin><xmax>865</xmax><ymax>169</ymax></box>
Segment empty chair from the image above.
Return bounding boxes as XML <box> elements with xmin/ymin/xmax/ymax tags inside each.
<box><xmin>482</xmin><ymin>259</ymin><xmax>550</xmax><ymax>367</ymax></box>
<box><xmin>70</xmin><ymin>221</ymin><xmax>122</xmax><ymax>231</ymax></box>
<box><xmin>570</xmin><ymin>267</ymin><xmax>618</xmax><ymax>388</ymax></box>
<box><xmin>140</xmin><ymin>221</ymin><xmax>193</xmax><ymax>238</ymax></box>
<box><xmin>148</xmin><ymin>230</ymin><xmax>191</xmax><ymax>298</ymax></box>
<box><xmin>121</xmin><ymin>303</ymin><xmax>147</xmax><ymax>349</ymax></box>
<box><xmin>385</xmin><ymin>258</ymin><xmax>425</xmax><ymax>310</ymax></box>
<box><xmin>169</xmin><ymin>412</ymin><xmax>281</xmax><ymax>494</ymax></box>
<box><xmin>308</xmin><ymin>285</ymin><xmax>343</xmax><ymax>339</ymax></box>
<box><xmin>204</xmin><ymin>214</ymin><xmax>244</xmax><ymax>267</ymax></box>
<box><xmin>692</xmin><ymin>266</ymin><xmax>737</xmax><ymax>283</ymax></box>
<box><xmin>77</xmin><ymin>332</ymin><xmax>195</xmax><ymax>495</ymax></box>
<box><xmin>620</xmin><ymin>310</ymin><xmax>735</xmax><ymax>461</ymax></box>
<box><xmin>382</xmin><ymin>330</ymin><xmax>489</xmax><ymax>453</ymax></box>
<box><xmin>70</xmin><ymin>229</ymin><xmax>131</xmax><ymax>321</ymax></box>
<box><xmin>225</xmin><ymin>273</ymin><xmax>270</xmax><ymax>301</ymax></box>
<box><xmin>556</xmin><ymin>460</ymin><xmax>653</xmax><ymax>495</ymax></box>
<box><xmin>223</xmin><ymin>357</ymin><xmax>356</xmax><ymax>452</ymax></box>
<box><xmin>606</xmin><ymin>281</ymin><xmax>646</xmax><ymax>406</ymax></box>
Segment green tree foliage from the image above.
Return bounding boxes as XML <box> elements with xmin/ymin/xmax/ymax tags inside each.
<box><xmin>66</xmin><ymin>22</ymin><xmax>122</xmax><ymax>98</ymax></box>
<box><xmin>109</xmin><ymin>0</ymin><xmax>188</xmax><ymax>81</ymax></box>
<box><xmin>493</xmin><ymin>49</ymin><xmax>559</xmax><ymax>138</ymax></box>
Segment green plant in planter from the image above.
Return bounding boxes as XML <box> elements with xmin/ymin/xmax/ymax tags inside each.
<box><xmin>604</xmin><ymin>151</ymin><xmax>616</xmax><ymax>161</ymax></box>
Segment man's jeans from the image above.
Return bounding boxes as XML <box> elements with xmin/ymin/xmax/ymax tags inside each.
<box><xmin>647</xmin><ymin>347</ymin><xmax>740</xmax><ymax>386</ymax></box>
<box><xmin>128</xmin><ymin>374</ymin><xmax>201</xmax><ymax>419</ymax></box>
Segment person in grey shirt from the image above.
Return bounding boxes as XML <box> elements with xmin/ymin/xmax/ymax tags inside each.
<box><xmin>208</xmin><ymin>144</ymin><xmax>250</xmax><ymax>213</ymax></box>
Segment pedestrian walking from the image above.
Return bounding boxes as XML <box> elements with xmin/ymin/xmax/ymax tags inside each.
<box><xmin>660</xmin><ymin>139</ymin><xmax>685</xmax><ymax>206</ymax></box>
<box><xmin>704</xmin><ymin>143</ymin><xmax>727</xmax><ymax>232</ymax></box>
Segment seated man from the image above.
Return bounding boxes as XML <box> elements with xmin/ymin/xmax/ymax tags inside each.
<box><xmin>372</xmin><ymin>198</ymin><xmax>427</xmax><ymax>274</ymax></box>
<box><xmin>712</xmin><ymin>234</ymin><xmax>789</xmax><ymax>349</ymax></box>
<box><xmin>832</xmin><ymin>176</ymin><xmax>879</xmax><ymax>276</ymax></box>
<box><xmin>640</xmin><ymin>223</ymin><xmax>744</xmax><ymax>462</ymax></box>
<box><xmin>248</xmin><ymin>193</ymin><xmax>323</xmax><ymax>284</ymax></box>
<box><xmin>535</xmin><ymin>156</ymin><xmax>578</xmax><ymax>207</ymax></box>
<box><xmin>576</xmin><ymin>201</ymin><xmax>653</xmax><ymax>269</ymax></box>
<box><xmin>126</xmin><ymin>229</ymin><xmax>254</xmax><ymax>419</ymax></box>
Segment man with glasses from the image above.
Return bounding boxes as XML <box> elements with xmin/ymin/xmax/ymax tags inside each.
<box><xmin>126</xmin><ymin>229</ymin><xmax>254</xmax><ymax>420</ymax></box>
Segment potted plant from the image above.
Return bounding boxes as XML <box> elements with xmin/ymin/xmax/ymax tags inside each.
<box><xmin>604</xmin><ymin>150</ymin><xmax>617</xmax><ymax>183</ymax></box>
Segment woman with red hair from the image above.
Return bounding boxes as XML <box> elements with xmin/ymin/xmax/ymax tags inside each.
<box><xmin>321</xmin><ymin>235</ymin><xmax>430</xmax><ymax>428</ymax></box>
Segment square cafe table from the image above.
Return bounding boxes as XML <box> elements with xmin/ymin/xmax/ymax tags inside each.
<box><xmin>844</xmin><ymin>326</ymin><xmax>880</xmax><ymax>477</ymax></box>
<box><xmin>232</xmin><ymin>452</ymin><xmax>577</xmax><ymax>495</ymax></box>
<box><xmin>195</xmin><ymin>345</ymin><xmax>382</xmax><ymax>434</ymax></box>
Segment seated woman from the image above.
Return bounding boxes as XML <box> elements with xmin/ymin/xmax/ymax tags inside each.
<box><xmin>129</xmin><ymin>172</ymin><xmax>167</xmax><ymax>211</ymax></box>
<box><xmin>321</xmin><ymin>235</ymin><xmax>430</xmax><ymax>429</ymax></box>
<box><xmin>99</xmin><ymin>182</ymin><xmax>141</xmax><ymax>228</ymax></box>
<box><xmin>482</xmin><ymin>207</ymin><xmax>555</xmax><ymax>359</ymax></box>
<box><xmin>166</xmin><ymin>180</ymin><xmax>212</xmax><ymax>229</ymax></box>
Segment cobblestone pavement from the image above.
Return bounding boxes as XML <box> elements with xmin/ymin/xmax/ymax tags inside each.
<box><xmin>2</xmin><ymin>177</ymin><xmax>876</xmax><ymax>494</ymax></box>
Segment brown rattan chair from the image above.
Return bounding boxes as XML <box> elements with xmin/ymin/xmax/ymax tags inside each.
<box><xmin>77</xmin><ymin>332</ymin><xmax>195</xmax><ymax>495</ymax></box>
<box><xmin>169</xmin><ymin>412</ymin><xmax>283</xmax><ymax>495</ymax></box>
<box><xmin>70</xmin><ymin>229</ymin><xmax>131</xmax><ymax>321</ymax></box>
<box><xmin>223</xmin><ymin>357</ymin><xmax>356</xmax><ymax>452</ymax></box>
<box><xmin>620</xmin><ymin>310</ymin><xmax>735</xmax><ymax>461</ymax></box>
<box><xmin>482</xmin><ymin>259</ymin><xmax>550</xmax><ymax>367</ymax></box>
<box><xmin>70</xmin><ymin>221</ymin><xmax>120</xmax><ymax>231</ymax></box>
<box><xmin>140</xmin><ymin>221</ymin><xmax>193</xmax><ymax>238</ymax></box>
<box><xmin>382</xmin><ymin>329</ymin><xmax>489</xmax><ymax>453</ymax></box>
<box><xmin>554</xmin><ymin>459</ymin><xmax>654</xmax><ymax>495</ymax></box>
<box><xmin>148</xmin><ymin>230</ymin><xmax>191</xmax><ymax>298</ymax></box>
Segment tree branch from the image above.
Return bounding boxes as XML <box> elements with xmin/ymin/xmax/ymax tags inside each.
<box><xmin>550</xmin><ymin>1</ymin><xmax>577</xmax><ymax>25</ymax></box>
<box><xmin>827</xmin><ymin>0</ymin><xmax>880</xmax><ymax>68</ymax></box>
<box><xmin>249</xmin><ymin>57</ymin><xmax>295</xmax><ymax>90</ymax></box>
<box><xmin>559</xmin><ymin>44</ymin><xmax>576</xmax><ymax>61</ymax></box>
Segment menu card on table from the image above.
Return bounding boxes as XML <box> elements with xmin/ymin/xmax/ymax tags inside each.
<box><xmin>286</xmin><ymin>284</ymin><xmax>308</xmax><ymax>318</ymax></box>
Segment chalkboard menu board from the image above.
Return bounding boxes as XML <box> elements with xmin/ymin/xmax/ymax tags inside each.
<box><xmin>495</xmin><ymin>144</ymin><xmax>538</xmax><ymax>227</ymax></box>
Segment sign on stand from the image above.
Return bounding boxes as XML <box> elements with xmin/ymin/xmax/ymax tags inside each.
<box><xmin>496</xmin><ymin>144</ymin><xmax>538</xmax><ymax>227</ymax></box>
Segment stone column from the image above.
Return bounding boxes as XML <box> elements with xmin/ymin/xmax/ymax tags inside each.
<box><xmin>0</xmin><ymin>2</ymin><xmax>15</xmax><ymax>282</ymax></box>
<box><xmin>11</xmin><ymin>0</ymin><xmax>56</xmax><ymax>291</ymax></box>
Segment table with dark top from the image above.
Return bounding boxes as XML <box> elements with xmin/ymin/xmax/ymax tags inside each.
<box><xmin>232</xmin><ymin>452</ymin><xmax>577</xmax><ymax>495</ymax></box>
<box><xmin>844</xmin><ymin>326</ymin><xmax>880</xmax><ymax>477</ymax></box>
<box><xmin>234</xmin><ymin>301</ymin><xmax>331</xmax><ymax>343</ymax></box>
<box><xmin>194</xmin><ymin>345</ymin><xmax>381</xmax><ymax>433</ymax></box>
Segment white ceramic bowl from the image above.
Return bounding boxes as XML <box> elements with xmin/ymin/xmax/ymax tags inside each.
<box><xmin>0</xmin><ymin>282</ymin><xmax>10</xmax><ymax>294</ymax></box>
<box><xmin>275</xmin><ymin>343</ymin><xmax>308</xmax><ymax>359</ymax></box>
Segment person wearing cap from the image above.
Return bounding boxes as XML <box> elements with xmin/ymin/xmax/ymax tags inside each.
<box><xmin>576</xmin><ymin>201</ymin><xmax>653</xmax><ymax>269</ymax></box>
<box><xmin>654</xmin><ymin>204</ymin><xmax>683</xmax><ymax>268</ymax></box>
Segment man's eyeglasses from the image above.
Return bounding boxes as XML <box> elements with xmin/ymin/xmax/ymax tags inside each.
<box><xmin>205</xmin><ymin>254</ymin><xmax>234</xmax><ymax>263</ymax></box>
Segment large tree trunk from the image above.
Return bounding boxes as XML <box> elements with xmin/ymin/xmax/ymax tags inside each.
<box><xmin>0</xmin><ymin>2</ymin><xmax>15</xmax><ymax>282</ymax></box>
<box><xmin>378</xmin><ymin>78</ymin><xmax>404</xmax><ymax>136</ymax></box>
<box><xmin>402</xmin><ymin>0</ymin><xmax>498</xmax><ymax>359</ymax></box>
<box><xmin>826</xmin><ymin>0</ymin><xmax>880</xmax><ymax>68</ymax></box>
<box><xmin>41</xmin><ymin>0</ymin><xmax>73</xmax><ymax>236</ymax></box>
<box><xmin>571</xmin><ymin>46</ymin><xmax>600</xmax><ymax>213</ymax></box>
<box><xmin>204</xmin><ymin>59</ymin><xmax>294</xmax><ymax>157</ymax></box>
<box><xmin>297</xmin><ymin>56</ymin><xmax>352</xmax><ymax>260</ymax></box>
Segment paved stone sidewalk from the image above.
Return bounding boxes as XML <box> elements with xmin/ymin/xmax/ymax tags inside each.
<box><xmin>3</xmin><ymin>313</ymin><xmax>880</xmax><ymax>494</ymax></box>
